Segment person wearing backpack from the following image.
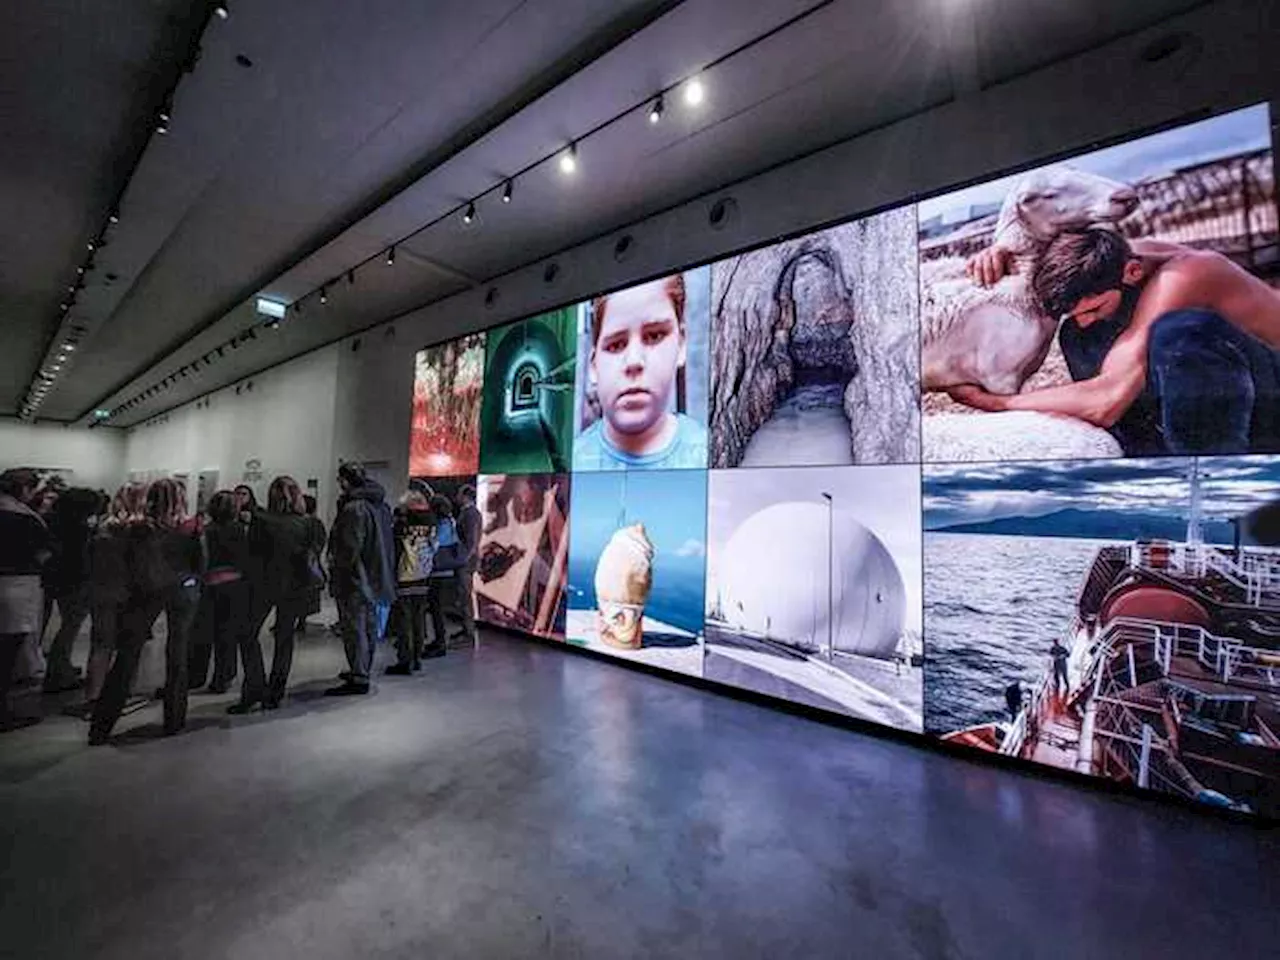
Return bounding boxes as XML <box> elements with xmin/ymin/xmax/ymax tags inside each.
<box><xmin>230</xmin><ymin>477</ymin><xmax>325</xmax><ymax>712</ymax></box>
<box><xmin>423</xmin><ymin>493</ymin><xmax>464</xmax><ymax>659</ymax></box>
<box><xmin>90</xmin><ymin>479</ymin><xmax>205</xmax><ymax>744</ymax></box>
<box><xmin>386</xmin><ymin>489</ymin><xmax>438</xmax><ymax>675</ymax></box>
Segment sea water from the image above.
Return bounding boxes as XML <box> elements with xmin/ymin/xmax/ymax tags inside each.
<box><xmin>924</xmin><ymin>532</ymin><xmax>1117</xmax><ymax>733</ymax></box>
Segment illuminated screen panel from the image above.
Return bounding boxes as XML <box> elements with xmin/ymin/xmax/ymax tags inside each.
<box><xmin>409</xmin><ymin>332</ymin><xmax>485</xmax><ymax>477</ymax></box>
<box><xmin>473</xmin><ymin>472</ymin><xmax>571</xmax><ymax>640</ymax></box>
<box><xmin>477</xmin><ymin>309</ymin><xmax>578</xmax><ymax>476</ymax></box>
<box><xmin>572</xmin><ymin>268</ymin><xmax>711</xmax><ymax>472</ymax></box>
<box><xmin>401</xmin><ymin>103</ymin><xmax>1279</xmax><ymax>817</ymax></box>
<box><xmin>918</xmin><ymin>102</ymin><xmax>1277</xmax><ymax>463</ymax></box>
<box><xmin>709</xmin><ymin>207</ymin><xmax>921</xmax><ymax>468</ymax></box>
<box><xmin>565</xmin><ymin>469</ymin><xmax>708</xmax><ymax>677</ymax></box>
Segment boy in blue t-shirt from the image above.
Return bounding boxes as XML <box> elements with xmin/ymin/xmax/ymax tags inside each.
<box><xmin>574</xmin><ymin>274</ymin><xmax>707</xmax><ymax>470</ymax></box>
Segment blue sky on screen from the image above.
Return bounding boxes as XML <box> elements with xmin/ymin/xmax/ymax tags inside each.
<box><xmin>566</xmin><ymin>469</ymin><xmax>708</xmax><ymax>633</ymax></box>
<box><xmin>917</xmin><ymin>102</ymin><xmax>1272</xmax><ymax>224</ymax></box>
<box><xmin>923</xmin><ymin>455</ymin><xmax>1280</xmax><ymax>528</ymax></box>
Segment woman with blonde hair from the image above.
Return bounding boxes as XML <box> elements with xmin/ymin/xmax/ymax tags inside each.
<box><xmin>90</xmin><ymin>478</ymin><xmax>205</xmax><ymax>743</ymax></box>
<box><xmin>232</xmin><ymin>476</ymin><xmax>325</xmax><ymax>712</ymax></box>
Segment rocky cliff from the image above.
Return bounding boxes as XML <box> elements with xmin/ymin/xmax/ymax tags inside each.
<box><xmin>709</xmin><ymin>208</ymin><xmax>920</xmax><ymax>466</ymax></box>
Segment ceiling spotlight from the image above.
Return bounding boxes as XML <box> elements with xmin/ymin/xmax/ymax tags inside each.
<box><xmin>386</xmin><ymin>246</ymin><xmax>396</xmax><ymax>266</ymax></box>
<box><xmin>267</xmin><ymin>319</ymin><xmax>280</xmax><ymax>331</ymax></box>
<box><xmin>86</xmin><ymin>239</ymin><xmax>96</xmax><ymax>252</ymax></box>
<box><xmin>156</xmin><ymin>108</ymin><xmax>171</xmax><ymax>134</ymax></box>
<box><xmin>62</xmin><ymin>343</ymin><xmax>74</xmax><ymax>352</ymax></box>
<box><xmin>76</xmin><ymin>266</ymin><xmax>85</xmax><ymax>276</ymax></box>
<box><xmin>683</xmin><ymin>77</ymin><xmax>705</xmax><ymax>106</ymax></box>
<box><xmin>649</xmin><ymin>94</ymin><xmax>664</xmax><ymax>124</ymax></box>
<box><xmin>463</xmin><ymin>202</ymin><xmax>476</xmax><ymax>225</ymax></box>
<box><xmin>559</xmin><ymin>143</ymin><xmax>578</xmax><ymax>175</ymax></box>
<box><xmin>319</xmin><ymin>286</ymin><xmax>329</xmax><ymax>305</ymax></box>
<box><xmin>60</xmin><ymin>302</ymin><xmax>69</xmax><ymax>312</ymax></box>
<box><xmin>108</xmin><ymin>209</ymin><xmax>120</xmax><ymax>225</ymax></box>
<box><xmin>502</xmin><ymin>180</ymin><xmax>512</xmax><ymax>203</ymax></box>
<box><xmin>213</xmin><ymin>2</ymin><xmax>229</xmax><ymax>19</ymax></box>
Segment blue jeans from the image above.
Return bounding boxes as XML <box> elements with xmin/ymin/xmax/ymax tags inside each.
<box><xmin>1061</xmin><ymin>308</ymin><xmax>1280</xmax><ymax>455</ymax></box>
<box><xmin>337</xmin><ymin>593</ymin><xmax>376</xmax><ymax>685</ymax></box>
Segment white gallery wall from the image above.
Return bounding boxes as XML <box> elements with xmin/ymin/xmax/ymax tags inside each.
<box><xmin>0</xmin><ymin>419</ymin><xmax>126</xmax><ymax>491</ymax></box>
<box><xmin>123</xmin><ymin>345</ymin><xmax>342</xmax><ymax>524</ymax></box>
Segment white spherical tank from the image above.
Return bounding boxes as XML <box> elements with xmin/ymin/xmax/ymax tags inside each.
<box><xmin>718</xmin><ymin>502</ymin><xmax>904</xmax><ymax>658</ymax></box>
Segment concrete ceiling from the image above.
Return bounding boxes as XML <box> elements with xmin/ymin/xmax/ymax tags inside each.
<box><xmin>0</xmin><ymin>0</ymin><xmax>1211</xmax><ymax>426</ymax></box>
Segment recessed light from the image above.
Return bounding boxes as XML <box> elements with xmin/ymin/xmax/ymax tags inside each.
<box><xmin>683</xmin><ymin>77</ymin><xmax>705</xmax><ymax>106</ymax></box>
<box><xmin>559</xmin><ymin>143</ymin><xmax>578</xmax><ymax>175</ymax></box>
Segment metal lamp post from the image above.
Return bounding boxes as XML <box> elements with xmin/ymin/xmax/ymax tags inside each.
<box><xmin>821</xmin><ymin>492</ymin><xmax>833</xmax><ymax>662</ymax></box>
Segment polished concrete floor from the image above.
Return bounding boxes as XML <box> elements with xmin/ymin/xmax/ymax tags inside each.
<box><xmin>1</xmin><ymin>626</ymin><xmax>1276</xmax><ymax>960</ymax></box>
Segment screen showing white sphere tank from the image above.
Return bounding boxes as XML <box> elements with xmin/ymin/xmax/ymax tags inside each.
<box><xmin>408</xmin><ymin>103</ymin><xmax>1280</xmax><ymax>818</ymax></box>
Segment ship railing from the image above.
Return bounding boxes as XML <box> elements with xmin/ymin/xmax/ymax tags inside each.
<box><xmin>1148</xmin><ymin>542</ymin><xmax>1280</xmax><ymax>608</ymax></box>
<box><xmin>1092</xmin><ymin>662</ymin><xmax>1206</xmax><ymax>799</ymax></box>
<box><xmin>1101</xmin><ymin>616</ymin><xmax>1280</xmax><ymax>689</ymax></box>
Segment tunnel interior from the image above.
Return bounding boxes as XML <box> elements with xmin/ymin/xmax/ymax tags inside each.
<box><xmin>777</xmin><ymin>251</ymin><xmax>858</xmax><ymax>407</ymax></box>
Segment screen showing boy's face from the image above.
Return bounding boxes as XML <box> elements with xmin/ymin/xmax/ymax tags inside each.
<box><xmin>590</xmin><ymin>280</ymin><xmax>686</xmax><ymax>437</ymax></box>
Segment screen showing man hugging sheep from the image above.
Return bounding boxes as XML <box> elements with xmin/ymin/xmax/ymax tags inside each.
<box><xmin>919</xmin><ymin>103</ymin><xmax>1277</xmax><ymax>462</ymax></box>
<box><xmin>410</xmin><ymin>102</ymin><xmax>1280</xmax><ymax>815</ymax></box>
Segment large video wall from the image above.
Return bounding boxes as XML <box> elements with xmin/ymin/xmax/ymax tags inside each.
<box><xmin>409</xmin><ymin>103</ymin><xmax>1280</xmax><ymax>817</ymax></box>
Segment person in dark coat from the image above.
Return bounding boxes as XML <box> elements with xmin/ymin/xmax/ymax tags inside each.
<box><xmin>326</xmin><ymin>463</ymin><xmax>395</xmax><ymax>695</ymax></box>
<box><xmin>295</xmin><ymin>494</ymin><xmax>327</xmax><ymax>635</ymax></box>
<box><xmin>0</xmin><ymin>469</ymin><xmax>51</xmax><ymax>732</ymax></box>
<box><xmin>190</xmin><ymin>491</ymin><xmax>252</xmax><ymax>695</ymax></box>
<box><xmin>63</xmin><ymin>483</ymin><xmax>146</xmax><ymax>720</ymax></box>
<box><xmin>451</xmin><ymin>484</ymin><xmax>482</xmax><ymax>647</ymax></box>
<box><xmin>90</xmin><ymin>479</ymin><xmax>205</xmax><ymax>744</ymax></box>
<box><xmin>230</xmin><ymin>477</ymin><xmax>325</xmax><ymax>712</ymax></box>
<box><xmin>41</xmin><ymin>487</ymin><xmax>103</xmax><ymax>692</ymax></box>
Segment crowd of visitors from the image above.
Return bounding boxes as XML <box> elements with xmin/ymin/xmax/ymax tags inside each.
<box><xmin>0</xmin><ymin>461</ymin><xmax>480</xmax><ymax>741</ymax></box>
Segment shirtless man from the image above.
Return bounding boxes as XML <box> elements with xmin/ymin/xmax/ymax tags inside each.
<box><xmin>950</xmin><ymin>229</ymin><xmax>1280</xmax><ymax>455</ymax></box>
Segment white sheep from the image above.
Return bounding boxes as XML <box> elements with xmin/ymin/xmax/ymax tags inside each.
<box><xmin>921</xmin><ymin>165</ymin><xmax>1139</xmax><ymax>394</ymax></box>
<box><xmin>923</xmin><ymin>411</ymin><xmax>1122</xmax><ymax>462</ymax></box>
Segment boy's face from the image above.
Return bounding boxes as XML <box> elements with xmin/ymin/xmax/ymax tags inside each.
<box><xmin>590</xmin><ymin>281</ymin><xmax>685</xmax><ymax>436</ymax></box>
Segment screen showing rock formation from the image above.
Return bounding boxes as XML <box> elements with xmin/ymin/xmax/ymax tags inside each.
<box><xmin>405</xmin><ymin>103</ymin><xmax>1280</xmax><ymax>816</ymax></box>
<box><xmin>709</xmin><ymin>210</ymin><xmax>920</xmax><ymax>468</ymax></box>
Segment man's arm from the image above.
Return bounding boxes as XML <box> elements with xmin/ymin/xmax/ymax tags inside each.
<box><xmin>951</xmin><ymin>265</ymin><xmax>1195</xmax><ymax>426</ymax></box>
<box><xmin>948</xmin><ymin>348</ymin><xmax>1146</xmax><ymax>427</ymax></box>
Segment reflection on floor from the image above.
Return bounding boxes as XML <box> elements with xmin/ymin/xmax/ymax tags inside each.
<box><xmin>1</xmin><ymin>630</ymin><xmax>1275</xmax><ymax>960</ymax></box>
<box><xmin>740</xmin><ymin>374</ymin><xmax>852</xmax><ymax>467</ymax></box>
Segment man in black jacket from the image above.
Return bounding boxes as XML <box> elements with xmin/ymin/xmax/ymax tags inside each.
<box><xmin>327</xmin><ymin>463</ymin><xmax>395</xmax><ymax>695</ymax></box>
<box><xmin>0</xmin><ymin>469</ymin><xmax>50</xmax><ymax>731</ymax></box>
<box><xmin>452</xmin><ymin>483</ymin><xmax>482</xmax><ymax>647</ymax></box>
